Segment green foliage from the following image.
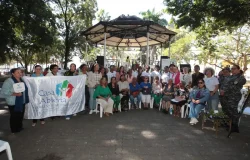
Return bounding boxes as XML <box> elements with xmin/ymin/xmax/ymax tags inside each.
<box><xmin>140</xmin><ymin>8</ymin><xmax>168</xmax><ymax>26</ymax></box>
<box><xmin>163</xmin><ymin>29</ymin><xmax>196</xmax><ymax>63</ymax></box>
<box><xmin>50</xmin><ymin>0</ymin><xmax>97</xmax><ymax>69</ymax></box>
<box><xmin>164</xmin><ymin>0</ymin><xmax>250</xmax><ymax>30</ymax></box>
<box><xmin>97</xmin><ymin>9</ymin><xmax>111</xmax><ymax>21</ymax></box>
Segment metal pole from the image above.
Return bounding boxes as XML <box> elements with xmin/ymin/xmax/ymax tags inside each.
<box><xmin>146</xmin><ymin>32</ymin><xmax>149</xmax><ymax>66</ymax></box>
<box><xmin>168</xmin><ymin>40</ymin><xmax>171</xmax><ymax>58</ymax></box>
<box><xmin>104</xmin><ymin>32</ymin><xmax>107</xmax><ymax>67</ymax></box>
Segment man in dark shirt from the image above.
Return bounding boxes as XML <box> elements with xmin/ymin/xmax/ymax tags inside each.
<box><xmin>191</xmin><ymin>65</ymin><xmax>204</xmax><ymax>87</ymax></box>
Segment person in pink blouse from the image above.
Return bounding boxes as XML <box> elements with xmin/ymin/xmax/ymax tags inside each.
<box><xmin>126</xmin><ymin>69</ymin><xmax>133</xmax><ymax>83</ymax></box>
<box><xmin>116</xmin><ymin>66</ymin><xmax>125</xmax><ymax>82</ymax></box>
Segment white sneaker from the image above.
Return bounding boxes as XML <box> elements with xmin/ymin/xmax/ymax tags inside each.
<box><xmin>95</xmin><ymin>110</ymin><xmax>100</xmax><ymax>113</ymax></box>
<box><xmin>73</xmin><ymin>114</ymin><xmax>77</xmax><ymax>116</ymax></box>
<box><xmin>89</xmin><ymin>110</ymin><xmax>94</xmax><ymax>115</ymax></box>
<box><xmin>189</xmin><ymin>118</ymin><xmax>195</xmax><ymax>124</ymax></box>
<box><xmin>66</xmin><ymin>117</ymin><xmax>70</xmax><ymax>120</ymax></box>
<box><xmin>193</xmin><ymin>118</ymin><xmax>199</xmax><ymax>124</ymax></box>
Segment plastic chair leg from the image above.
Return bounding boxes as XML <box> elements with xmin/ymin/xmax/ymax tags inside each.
<box><xmin>100</xmin><ymin>105</ymin><xmax>103</xmax><ymax>118</ymax></box>
<box><xmin>150</xmin><ymin>98</ymin><xmax>154</xmax><ymax>109</ymax></box>
<box><xmin>118</xmin><ymin>104</ymin><xmax>121</xmax><ymax>112</ymax></box>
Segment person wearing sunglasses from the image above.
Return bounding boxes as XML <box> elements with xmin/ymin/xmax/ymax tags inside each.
<box><xmin>189</xmin><ymin>79</ymin><xmax>210</xmax><ymax>125</ymax></box>
<box><xmin>220</xmin><ymin>65</ymin><xmax>246</xmax><ymax>132</ymax></box>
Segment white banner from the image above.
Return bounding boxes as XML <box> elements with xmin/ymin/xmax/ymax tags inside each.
<box><xmin>23</xmin><ymin>75</ymin><xmax>86</xmax><ymax>119</ymax></box>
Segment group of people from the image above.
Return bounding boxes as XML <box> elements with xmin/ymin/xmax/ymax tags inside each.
<box><xmin>1</xmin><ymin>62</ymin><xmax>246</xmax><ymax>134</ymax></box>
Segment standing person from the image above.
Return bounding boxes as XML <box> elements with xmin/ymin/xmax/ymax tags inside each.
<box><xmin>43</xmin><ymin>68</ymin><xmax>49</xmax><ymax>76</ymax></box>
<box><xmin>31</xmin><ymin>65</ymin><xmax>45</xmax><ymax>126</ymax></box>
<box><xmin>137</xmin><ymin>67</ymin><xmax>144</xmax><ymax>84</ymax></box>
<box><xmin>220</xmin><ymin>65</ymin><xmax>246</xmax><ymax>132</ymax></box>
<box><xmin>219</xmin><ymin>67</ymin><xmax>231</xmax><ymax>90</ymax></box>
<box><xmin>108</xmin><ymin>77</ymin><xmax>120</xmax><ymax>112</ymax></box>
<box><xmin>1</xmin><ymin>68</ymin><xmax>29</xmax><ymax>134</ymax></box>
<box><xmin>140</xmin><ymin>76</ymin><xmax>152</xmax><ymax>109</ymax></box>
<box><xmin>162</xmin><ymin>78</ymin><xmax>175</xmax><ymax>113</ymax></box>
<box><xmin>64</xmin><ymin>63</ymin><xmax>77</xmax><ymax>76</ymax></box>
<box><xmin>150</xmin><ymin>65</ymin><xmax>161</xmax><ymax>83</ymax></box>
<box><xmin>152</xmin><ymin>76</ymin><xmax>162</xmax><ymax>108</ymax></box>
<box><xmin>107</xmin><ymin>65</ymin><xmax>116</xmax><ymax>83</ymax></box>
<box><xmin>142</xmin><ymin>65</ymin><xmax>151</xmax><ymax>82</ymax></box>
<box><xmin>172</xmin><ymin>66</ymin><xmax>181</xmax><ymax>85</ymax></box>
<box><xmin>129</xmin><ymin>77</ymin><xmax>141</xmax><ymax>109</ymax></box>
<box><xmin>88</xmin><ymin>63</ymin><xmax>102</xmax><ymax>114</ymax></box>
<box><xmin>116</xmin><ymin>66</ymin><xmax>125</xmax><ymax>82</ymax></box>
<box><xmin>203</xmin><ymin>67</ymin><xmax>219</xmax><ymax>111</ymax></box>
<box><xmin>180</xmin><ymin>67</ymin><xmax>192</xmax><ymax>87</ymax></box>
<box><xmin>79</xmin><ymin>64</ymin><xmax>89</xmax><ymax>109</ymax></box>
<box><xmin>126</xmin><ymin>69</ymin><xmax>133</xmax><ymax>84</ymax></box>
<box><xmin>46</xmin><ymin>64</ymin><xmax>59</xmax><ymax>76</ymax></box>
<box><xmin>94</xmin><ymin>77</ymin><xmax>114</xmax><ymax>117</ymax></box>
<box><xmin>100</xmin><ymin>66</ymin><xmax>108</xmax><ymax>80</ymax></box>
<box><xmin>118</xmin><ymin>75</ymin><xmax>130</xmax><ymax>111</ymax></box>
<box><xmin>189</xmin><ymin>79</ymin><xmax>210</xmax><ymax>125</ymax></box>
<box><xmin>168</xmin><ymin>64</ymin><xmax>175</xmax><ymax>78</ymax></box>
<box><xmin>161</xmin><ymin>66</ymin><xmax>170</xmax><ymax>86</ymax></box>
<box><xmin>64</xmin><ymin>63</ymin><xmax>77</xmax><ymax>120</ymax></box>
<box><xmin>132</xmin><ymin>65</ymin><xmax>138</xmax><ymax>78</ymax></box>
<box><xmin>191</xmin><ymin>65</ymin><xmax>204</xmax><ymax>88</ymax></box>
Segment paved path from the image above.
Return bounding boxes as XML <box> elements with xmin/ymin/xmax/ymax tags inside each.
<box><xmin>0</xmin><ymin>99</ymin><xmax>249</xmax><ymax>160</ymax></box>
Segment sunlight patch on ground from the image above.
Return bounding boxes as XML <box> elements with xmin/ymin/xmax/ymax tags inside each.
<box><xmin>192</xmin><ymin>129</ymin><xmax>204</xmax><ymax>135</ymax></box>
<box><xmin>116</xmin><ymin>124</ymin><xmax>134</xmax><ymax>130</ymax></box>
<box><xmin>103</xmin><ymin>139</ymin><xmax>118</xmax><ymax>146</ymax></box>
<box><xmin>0</xmin><ymin>109</ymin><xmax>8</xmax><ymax>115</ymax></box>
<box><xmin>141</xmin><ymin>130</ymin><xmax>156</xmax><ymax>139</ymax></box>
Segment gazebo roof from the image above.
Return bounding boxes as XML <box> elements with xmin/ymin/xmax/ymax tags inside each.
<box><xmin>81</xmin><ymin>15</ymin><xmax>177</xmax><ymax>47</ymax></box>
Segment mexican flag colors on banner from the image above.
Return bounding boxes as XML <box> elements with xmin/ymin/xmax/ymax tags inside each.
<box><xmin>23</xmin><ymin>75</ymin><xmax>86</xmax><ymax>119</ymax></box>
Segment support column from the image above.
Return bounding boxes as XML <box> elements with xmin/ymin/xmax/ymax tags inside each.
<box><xmin>104</xmin><ymin>32</ymin><xmax>107</xmax><ymax>67</ymax></box>
<box><xmin>168</xmin><ymin>36</ymin><xmax>171</xmax><ymax>58</ymax></box>
<box><xmin>146</xmin><ymin>32</ymin><xmax>150</xmax><ymax>66</ymax></box>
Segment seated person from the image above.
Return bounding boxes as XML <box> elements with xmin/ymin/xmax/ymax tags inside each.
<box><xmin>162</xmin><ymin>78</ymin><xmax>175</xmax><ymax>113</ymax></box>
<box><xmin>171</xmin><ymin>81</ymin><xmax>189</xmax><ymax>117</ymax></box>
<box><xmin>152</xmin><ymin>76</ymin><xmax>162</xmax><ymax>108</ymax></box>
<box><xmin>118</xmin><ymin>75</ymin><xmax>130</xmax><ymax>111</ymax></box>
<box><xmin>140</xmin><ymin>76</ymin><xmax>152</xmax><ymax>109</ymax></box>
<box><xmin>108</xmin><ymin>77</ymin><xmax>120</xmax><ymax>112</ymax></box>
<box><xmin>129</xmin><ymin>77</ymin><xmax>141</xmax><ymax>109</ymax></box>
<box><xmin>189</xmin><ymin>79</ymin><xmax>210</xmax><ymax>125</ymax></box>
<box><xmin>93</xmin><ymin>77</ymin><xmax>114</xmax><ymax>117</ymax></box>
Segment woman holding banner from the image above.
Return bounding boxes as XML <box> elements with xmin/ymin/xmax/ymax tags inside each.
<box><xmin>64</xmin><ymin>63</ymin><xmax>77</xmax><ymax>120</ymax></box>
<box><xmin>31</xmin><ymin>65</ymin><xmax>45</xmax><ymax>126</ymax></box>
<box><xmin>1</xmin><ymin>68</ymin><xmax>29</xmax><ymax>134</ymax></box>
<box><xmin>94</xmin><ymin>77</ymin><xmax>114</xmax><ymax>116</ymax></box>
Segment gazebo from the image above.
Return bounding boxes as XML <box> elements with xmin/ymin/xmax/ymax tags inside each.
<box><xmin>81</xmin><ymin>15</ymin><xmax>176</xmax><ymax>66</ymax></box>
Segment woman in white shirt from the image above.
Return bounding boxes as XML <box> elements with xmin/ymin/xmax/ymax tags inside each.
<box><xmin>180</xmin><ymin>67</ymin><xmax>192</xmax><ymax>88</ymax></box>
<box><xmin>203</xmin><ymin>67</ymin><xmax>219</xmax><ymax>111</ymax></box>
<box><xmin>88</xmin><ymin>63</ymin><xmax>102</xmax><ymax>114</ymax></box>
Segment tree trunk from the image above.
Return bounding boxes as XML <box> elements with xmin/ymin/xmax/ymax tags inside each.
<box><xmin>64</xmin><ymin>26</ymin><xmax>70</xmax><ymax>69</ymax></box>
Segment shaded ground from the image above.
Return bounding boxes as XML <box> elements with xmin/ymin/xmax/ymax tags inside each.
<box><xmin>0</xmin><ymin>98</ymin><xmax>249</xmax><ymax>160</ymax></box>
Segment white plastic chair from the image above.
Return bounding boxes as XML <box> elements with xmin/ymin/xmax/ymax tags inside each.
<box><xmin>0</xmin><ymin>140</ymin><xmax>13</xmax><ymax>160</ymax></box>
<box><xmin>95</xmin><ymin>99</ymin><xmax>104</xmax><ymax>118</ymax></box>
<box><xmin>151</xmin><ymin>98</ymin><xmax>162</xmax><ymax>109</ymax></box>
<box><xmin>181</xmin><ymin>103</ymin><xmax>190</xmax><ymax>118</ymax></box>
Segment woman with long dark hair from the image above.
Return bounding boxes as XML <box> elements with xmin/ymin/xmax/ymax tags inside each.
<box><xmin>108</xmin><ymin>77</ymin><xmax>120</xmax><ymax>112</ymax></box>
<box><xmin>189</xmin><ymin>79</ymin><xmax>210</xmax><ymax>125</ymax></box>
<box><xmin>1</xmin><ymin>68</ymin><xmax>29</xmax><ymax>134</ymax></box>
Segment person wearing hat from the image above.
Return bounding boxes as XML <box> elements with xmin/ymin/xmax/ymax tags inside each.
<box><xmin>142</xmin><ymin>65</ymin><xmax>151</xmax><ymax>83</ymax></box>
<box><xmin>219</xmin><ymin>67</ymin><xmax>231</xmax><ymax>108</ymax></box>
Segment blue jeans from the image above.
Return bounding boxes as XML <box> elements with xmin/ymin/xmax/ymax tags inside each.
<box><xmin>130</xmin><ymin>95</ymin><xmax>141</xmax><ymax>105</ymax></box>
<box><xmin>89</xmin><ymin>88</ymin><xmax>96</xmax><ymax>110</ymax></box>
<box><xmin>207</xmin><ymin>92</ymin><xmax>219</xmax><ymax>111</ymax></box>
<box><xmin>189</xmin><ymin>102</ymin><xmax>205</xmax><ymax>118</ymax></box>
